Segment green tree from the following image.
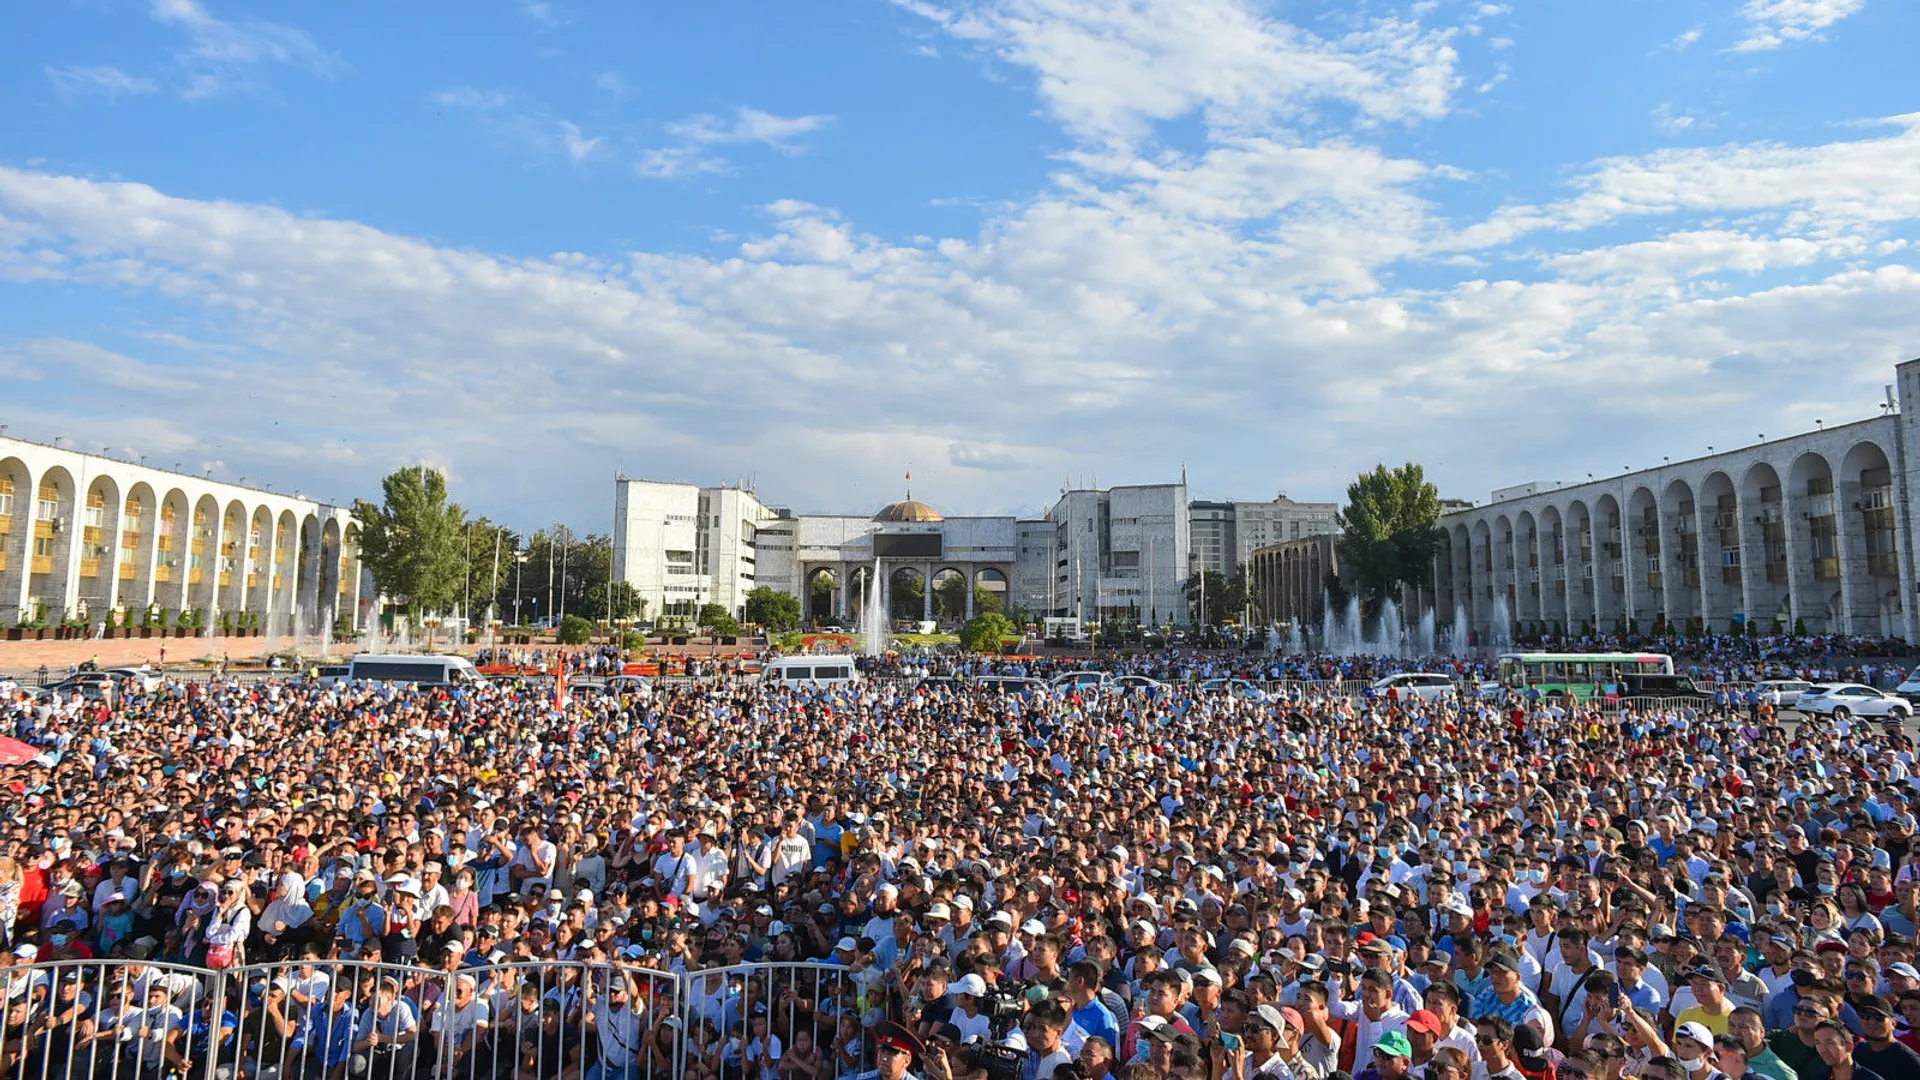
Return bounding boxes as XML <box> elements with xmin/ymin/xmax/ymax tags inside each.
<box><xmin>557</xmin><ymin>614</ymin><xmax>594</xmax><ymax>645</ymax></box>
<box><xmin>709</xmin><ymin>612</ymin><xmax>741</xmax><ymax>638</ymax></box>
<box><xmin>1183</xmin><ymin>569</ymin><xmax>1248</xmax><ymax>628</ymax></box>
<box><xmin>463</xmin><ymin>518</ymin><xmax>519</xmax><ymax>624</ymax></box>
<box><xmin>696</xmin><ymin>603</ymin><xmax>730</xmax><ymax>630</ymax></box>
<box><xmin>959</xmin><ymin>612</ymin><xmax>1014</xmax><ymax>653</ymax></box>
<box><xmin>889</xmin><ymin>573</ymin><xmax>925</xmax><ymax>621</ymax></box>
<box><xmin>1335</xmin><ymin>463</ymin><xmax>1443</xmax><ymax>621</ymax></box>
<box><xmin>353</xmin><ymin>467</ymin><xmax>467</xmax><ymax>631</ymax></box>
<box><xmin>744</xmin><ymin>586</ymin><xmax>801</xmax><ymax>629</ymax></box>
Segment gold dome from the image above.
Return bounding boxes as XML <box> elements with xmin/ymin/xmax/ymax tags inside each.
<box><xmin>873</xmin><ymin>499</ymin><xmax>944</xmax><ymax>523</ymax></box>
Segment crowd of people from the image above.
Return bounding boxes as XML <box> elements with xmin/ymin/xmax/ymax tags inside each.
<box><xmin>2</xmin><ymin>643</ymin><xmax>1920</xmax><ymax>1080</ymax></box>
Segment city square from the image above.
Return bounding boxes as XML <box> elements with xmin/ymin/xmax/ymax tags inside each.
<box><xmin>6</xmin><ymin>4</ymin><xmax>1920</xmax><ymax>1080</ymax></box>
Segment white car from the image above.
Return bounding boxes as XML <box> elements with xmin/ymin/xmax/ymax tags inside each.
<box><xmin>1050</xmin><ymin>671</ymin><xmax>1112</xmax><ymax>692</ymax></box>
<box><xmin>1110</xmin><ymin>674</ymin><xmax>1167</xmax><ymax>695</ymax></box>
<box><xmin>1797</xmin><ymin>683</ymin><xmax>1911</xmax><ymax>720</ymax></box>
<box><xmin>101</xmin><ymin>666</ymin><xmax>163</xmax><ymax>693</ymax></box>
<box><xmin>1755</xmin><ymin>679</ymin><xmax>1813</xmax><ymax>707</ymax></box>
<box><xmin>1370</xmin><ymin>673</ymin><xmax>1458</xmax><ymax>703</ymax></box>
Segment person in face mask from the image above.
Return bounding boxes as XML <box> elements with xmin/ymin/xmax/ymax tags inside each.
<box><xmin>1671</xmin><ymin>1022</ymin><xmax>1730</xmax><ymax>1080</ymax></box>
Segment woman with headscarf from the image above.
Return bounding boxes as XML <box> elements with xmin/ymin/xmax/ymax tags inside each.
<box><xmin>255</xmin><ymin>869</ymin><xmax>314</xmax><ymax>962</ymax></box>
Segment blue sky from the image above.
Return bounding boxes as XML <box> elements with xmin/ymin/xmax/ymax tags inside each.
<box><xmin>2</xmin><ymin>0</ymin><xmax>1918</xmax><ymax>527</ymax></box>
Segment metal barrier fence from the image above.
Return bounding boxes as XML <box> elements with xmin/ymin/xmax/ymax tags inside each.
<box><xmin>0</xmin><ymin>958</ymin><xmax>885</xmax><ymax>1080</ymax></box>
<box><xmin>0</xmin><ymin>957</ymin><xmax>691</xmax><ymax>1080</ymax></box>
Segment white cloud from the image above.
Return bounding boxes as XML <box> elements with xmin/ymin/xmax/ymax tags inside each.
<box><xmin>638</xmin><ymin>108</ymin><xmax>834</xmax><ymax>180</ymax></box>
<box><xmin>430</xmin><ymin>86</ymin><xmax>513</xmax><ymax>111</ymax></box>
<box><xmin>1734</xmin><ymin>0</ymin><xmax>1865</xmax><ymax>51</ymax></box>
<box><xmin>45</xmin><ymin>65</ymin><xmax>158</xmax><ymax>101</ymax></box>
<box><xmin>558</xmin><ymin>121</ymin><xmax>604</xmax><ymax>163</ymax></box>
<box><xmin>594</xmin><ymin>71</ymin><xmax>628</xmax><ymax>96</ymax></box>
<box><xmin>1669</xmin><ymin>27</ymin><xmax>1703</xmax><ymax>50</ymax></box>
<box><xmin>3</xmin><ymin>1</ymin><xmax>1920</xmax><ymax>516</ymax></box>
<box><xmin>901</xmin><ymin>0</ymin><xmax>1460</xmax><ymax>149</ymax></box>
<box><xmin>513</xmin><ymin>0</ymin><xmax>566</xmax><ymax>27</ymax></box>
<box><xmin>430</xmin><ymin>88</ymin><xmax>605</xmax><ymax>166</ymax></box>
<box><xmin>149</xmin><ymin>0</ymin><xmax>339</xmax><ymax>98</ymax></box>
<box><xmin>1652</xmin><ymin>103</ymin><xmax>1697</xmax><ymax>134</ymax></box>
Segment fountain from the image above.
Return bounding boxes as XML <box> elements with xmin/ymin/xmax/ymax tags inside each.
<box><xmin>1489</xmin><ymin>593</ymin><xmax>1513</xmax><ymax>648</ymax></box>
<box><xmin>1380</xmin><ymin>599</ymin><xmax>1403</xmax><ymax>657</ymax></box>
<box><xmin>863</xmin><ymin>560</ymin><xmax>887</xmax><ymax>658</ymax></box>
<box><xmin>1285</xmin><ymin>622</ymin><xmax>1304</xmax><ymax>654</ymax></box>
<box><xmin>1451</xmin><ymin>603</ymin><xmax>1469</xmax><ymax>655</ymax></box>
<box><xmin>1316</xmin><ymin>597</ymin><xmax>1448</xmax><ymax>658</ymax></box>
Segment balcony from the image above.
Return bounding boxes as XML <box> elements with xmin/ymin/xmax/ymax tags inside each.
<box><xmin>1723</xmin><ymin>566</ymin><xmax>1742</xmax><ymax>586</ymax></box>
<box><xmin>119</xmin><ymin>562</ymin><xmax>136</xmax><ymax>580</ymax></box>
<box><xmin>219</xmin><ymin>572</ymin><xmax>232</xmax><ymax>587</ymax></box>
<box><xmin>80</xmin><ymin>558</ymin><xmax>100</xmax><ymax>578</ymax></box>
<box><xmin>155</xmin><ymin>566</ymin><xmax>171</xmax><ymax>583</ymax></box>
<box><xmin>1647</xmin><ymin>571</ymin><xmax>1663</xmax><ymax>590</ymax></box>
<box><xmin>1869</xmin><ymin>552</ymin><xmax>1899</xmax><ymax>576</ymax></box>
<box><xmin>1813</xmin><ymin>558</ymin><xmax>1840</xmax><ymax>581</ymax></box>
<box><xmin>189</xmin><ymin>569</ymin><xmax>202</xmax><ymax>585</ymax></box>
<box><xmin>31</xmin><ymin>555</ymin><xmax>52</xmax><ymax>574</ymax></box>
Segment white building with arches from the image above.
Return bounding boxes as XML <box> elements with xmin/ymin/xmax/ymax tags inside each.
<box><xmin>0</xmin><ymin>437</ymin><xmax>364</xmax><ymax>633</ymax></box>
<box><xmin>1427</xmin><ymin>359</ymin><xmax>1920</xmax><ymax>642</ymax></box>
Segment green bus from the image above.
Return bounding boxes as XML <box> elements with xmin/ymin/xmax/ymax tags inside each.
<box><xmin>1495</xmin><ymin>652</ymin><xmax>1675</xmax><ymax>699</ymax></box>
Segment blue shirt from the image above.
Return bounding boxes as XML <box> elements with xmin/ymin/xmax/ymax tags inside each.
<box><xmin>1073</xmin><ymin>998</ymin><xmax>1122</xmax><ymax>1053</ymax></box>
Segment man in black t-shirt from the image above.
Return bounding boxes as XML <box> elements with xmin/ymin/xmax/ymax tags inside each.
<box><xmin>1850</xmin><ymin>997</ymin><xmax>1920</xmax><ymax>1080</ymax></box>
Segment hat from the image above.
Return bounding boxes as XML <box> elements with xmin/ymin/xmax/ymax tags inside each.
<box><xmin>834</xmin><ymin>937</ymin><xmax>859</xmax><ymax>953</ymax></box>
<box><xmin>1137</xmin><ymin>1016</ymin><xmax>1178</xmax><ymax>1042</ymax></box>
<box><xmin>1020</xmin><ymin>919</ymin><xmax>1047</xmax><ymax>936</ymax></box>
<box><xmin>1407</xmin><ymin>1009</ymin><xmax>1444</xmax><ymax>1036</ymax></box>
<box><xmin>1192</xmin><ymin>968</ymin><xmax>1223</xmax><ymax>986</ymax></box>
<box><xmin>1688</xmin><ymin>965</ymin><xmax>1727</xmax><ymax>985</ymax></box>
<box><xmin>925</xmin><ymin>903</ymin><xmax>951</xmax><ymax>922</ymax></box>
<box><xmin>873</xmin><ymin>1020</ymin><xmax>926</xmax><ymax>1064</ymax></box>
<box><xmin>1855</xmin><ymin>994</ymin><xmax>1895</xmax><ymax>1019</ymax></box>
<box><xmin>1513</xmin><ymin>1025</ymin><xmax>1550</xmax><ymax>1067</ymax></box>
<box><xmin>1249</xmin><ymin>1004</ymin><xmax>1287</xmax><ymax>1033</ymax></box>
<box><xmin>988</xmin><ymin>912</ymin><xmax>1014</xmax><ymax>928</ymax></box>
<box><xmin>1889</xmin><ymin>963</ymin><xmax>1920</xmax><ymax>980</ymax></box>
<box><xmin>952</xmin><ymin>895</ymin><xmax>974</xmax><ymax>911</ymax></box>
<box><xmin>1359</xmin><ymin>938</ymin><xmax>1393</xmax><ymax>956</ymax></box>
<box><xmin>1373</xmin><ymin>1032</ymin><xmax>1414</xmax><ymax>1060</ymax></box>
<box><xmin>1485</xmin><ymin>953</ymin><xmax>1520</xmax><ymax>974</ymax></box>
<box><xmin>1673</xmin><ymin>1022</ymin><xmax>1714</xmax><ymax>1049</ymax></box>
<box><xmin>12</xmin><ymin>944</ymin><xmax>36</xmax><ymax>960</ymax></box>
<box><xmin>952</xmin><ymin>974</ymin><xmax>988</xmax><ymax>997</ymax></box>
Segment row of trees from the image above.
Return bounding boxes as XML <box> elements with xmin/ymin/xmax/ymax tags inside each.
<box><xmin>353</xmin><ymin>468</ymin><xmax>644</xmax><ymax>630</ymax></box>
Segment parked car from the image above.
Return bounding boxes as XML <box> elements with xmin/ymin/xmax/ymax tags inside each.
<box><xmin>1755</xmin><ymin>679</ymin><xmax>1814</xmax><ymax>707</ymax></box>
<box><xmin>45</xmin><ymin>678</ymin><xmax>114</xmax><ymax>705</ymax></box>
<box><xmin>1798</xmin><ymin>682</ymin><xmax>1912</xmax><ymax>720</ymax></box>
<box><xmin>973</xmin><ymin>675</ymin><xmax>1045</xmax><ymax>695</ymax></box>
<box><xmin>1369</xmin><ymin>673</ymin><xmax>1458</xmax><ymax>703</ymax></box>
<box><xmin>604</xmin><ymin>675</ymin><xmax>654</xmax><ymax>696</ymax></box>
<box><xmin>1896</xmin><ymin>666</ymin><xmax>1920</xmax><ymax>703</ymax></box>
<box><xmin>101</xmin><ymin>666</ymin><xmax>163</xmax><ymax>693</ymax></box>
<box><xmin>1616</xmin><ymin>674</ymin><xmax>1713</xmax><ymax>702</ymax></box>
<box><xmin>313</xmin><ymin>664</ymin><xmax>352</xmax><ymax>690</ymax></box>
<box><xmin>1197</xmin><ymin>678</ymin><xmax>1268</xmax><ymax>702</ymax></box>
<box><xmin>1049</xmin><ymin>671</ymin><xmax>1112</xmax><ymax>692</ymax></box>
<box><xmin>1110</xmin><ymin>674</ymin><xmax>1167</xmax><ymax>695</ymax></box>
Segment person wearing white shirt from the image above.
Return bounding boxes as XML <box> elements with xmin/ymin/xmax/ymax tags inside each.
<box><xmin>1328</xmin><ymin>969</ymin><xmax>1413</xmax><ymax>1066</ymax></box>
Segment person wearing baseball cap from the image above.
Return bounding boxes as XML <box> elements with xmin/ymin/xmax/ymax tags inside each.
<box><xmin>1243</xmin><ymin>1004</ymin><xmax>1291</xmax><ymax>1078</ymax></box>
<box><xmin>1366</xmin><ymin>1031</ymin><xmax>1416</xmax><ymax>1080</ymax></box>
<box><xmin>873</xmin><ymin>1019</ymin><xmax>927</xmax><ymax>1080</ymax></box>
<box><xmin>1850</xmin><ymin>994</ymin><xmax>1920</xmax><ymax>1079</ymax></box>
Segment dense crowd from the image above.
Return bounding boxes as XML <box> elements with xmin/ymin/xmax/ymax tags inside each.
<box><xmin>3</xmin><ymin>647</ymin><xmax>1920</xmax><ymax>1080</ymax></box>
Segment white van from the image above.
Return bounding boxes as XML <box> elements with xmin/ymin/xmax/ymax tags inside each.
<box><xmin>347</xmin><ymin>654</ymin><xmax>482</xmax><ymax>687</ymax></box>
<box><xmin>761</xmin><ymin>654</ymin><xmax>861</xmax><ymax>686</ymax></box>
<box><xmin>1897</xmin><ymin>666</ymin><xmax>1920</xmax><ymax>703</ymax></box>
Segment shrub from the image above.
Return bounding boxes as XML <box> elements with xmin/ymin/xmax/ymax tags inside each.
<box><xmin>557</xmin><ymin>614</ymin><xmax>594</xmax><ymax>645</ymax></box>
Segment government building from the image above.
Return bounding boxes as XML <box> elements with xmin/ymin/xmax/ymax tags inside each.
<box><xmin>611</xmin><ymin>477</ymin><xmax>1194</xmax><ymax>628</ymax></box>
<box><xmin>0</xmin><ymin>437</ymin><xmax>363</xmax><ymax>633</ymax></box>
<box><xmin>1426</xmin><ymin>358</ymin><xmax>1920</xmax><ymax>643</ymax></box>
